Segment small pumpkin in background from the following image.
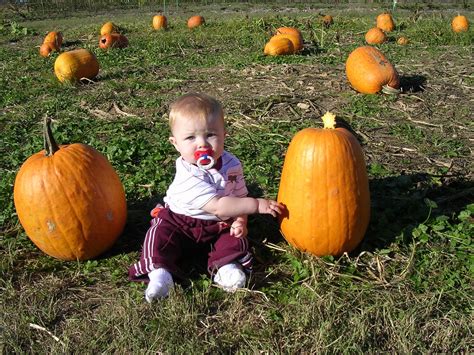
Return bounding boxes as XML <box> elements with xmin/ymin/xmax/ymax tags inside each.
<box><xmin>275</xmin><ymin>26</ymin><xmax>304</xmax><ymax>52</ymax></box>
<box><xmin>451</xmin><ymin>15</ymin><xmax>469</xmax><ymax>33</ymax></box>
<box><xmin>187</xmin><ymin>15</ymin><xmax>204</xmax><ymax>29</ymax></box>
<box><xmin>100</xmin><ymin>21</ymin><xmax>118</xmax><ymax>35</ymax></box>
<box><xmin>40</xmin><ymin>31</ymin><xmax>63</xmax><ymax>57</ymax></box>
<box><xmin>365</xmin><ymin>27</ymin><xmax>387</xmax><ymax>44</ymax></box>
<box><xmin>277</xmin><ymin>112</ymin><xmax>370</xmax><ymax>257</ymax></box>
<box><xmin>397</xmin><ymin>36</ymin><xmax>409</xmax><ymax>45</ymax></box>
<box><xmin>43</xmin><ymin>31</ymin><xmax>63</xmax><ymax>50</ymax></box>
<box><xmin>276</xmin><ymin>26</ymin><xmax>302</xmax><ymax>39</ymax></box>
<box><xmin>376</xmin><ymin>12</ymin><xmax>395</xmax><ymax>32</ymax></box>
<box><xmin>39</xmin><ymin>42</ymin><xmax>55</xmax><ymax>57</ymax></box>
<box><xmin>99</xmin><ymin>33</ymin><xmax>129</xmax><ymax>49</ymax></box>
<box><xmin>264</xmin><ymin>37</ymin><xmax>294</xmax><ymax>56</ymax></box>
<box><xmin>322</xmin><ymin>15</ymin><xmax>334</xmax><ymax>28</ymax></box>
<box><xmin>54</xmin><ymin>49</ymin><xmax>100</xmax><ymax>83</ymax></box>
<box><xmin>345</xmin><ymin>46</ymin><xmax>400</xmax><ymax>94</ymax></box>
<box><xmin>270</xmin><ymin>33</ymin><xmax>303</xmax><ymax>52</ymax></box>
<box><xmin>14</xmin><ymin>117</ymin><xmax>127</xmax><ymax>261</ymax></box>
<box><xmin>152</xmin><ymin>14</ymin><xmax>167</xmax><ymax>30</ymax></box>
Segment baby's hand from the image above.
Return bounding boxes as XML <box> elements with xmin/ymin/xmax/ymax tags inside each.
<box><xmin>230</xmin><ymin>220</ymin><xmax>248</xmax><ymax>238</ymax></box>
<box><xmin>257</xmin><ymin>198</ymin><xmax>285</xmax><ymax>217</ymax></box>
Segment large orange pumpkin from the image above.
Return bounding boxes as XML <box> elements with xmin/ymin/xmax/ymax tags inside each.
<box><xmin>451</xmin><ymin>15</ymin><xmax>469</xmax><ymax>33</ymax></box>
<box><xmin>376</xmin><ymin>12</ymin><xmax>395</xmax><ymax>32</ymax></box>
<box><xmin>187</xmin><ymin>15</ymin><xmax>205</xmax><ymax>29</ymax></box>
<box><xmin>277</xmin><ymin>112</ymin><xmax>370</xmax><ymax>257</ymax></box>
<box><xmin>152</xmin><ymin>14</ymin><xmax>167</xmax><ymax>30</ymax></box>
<box><xmin>13</xmin><ymin>118</ymin><xmax>127</xmax><ymax>261</ymax></box>
<box><xmin>345</xmin><ymin>46</ymin><xmax>400</xmax><ymax>94</ymax></box>
<box><xmin>365</xmin><ymin>27</ymin><xmax>386</xmax><ymax>44</ymax></box>
<box><xmin>99</xmin><ymin>33</ymin><xmax>129</xmax><ymax>49</ymax></box>
<box><xmin>54</xmin><ymin>49</ymin><xmax>99</xmax><ymax>82</ymax></box>
<box><xmin>264</xmin><ymin>37</ymin><xmax>294</xmax><ymax>56</ymax></box>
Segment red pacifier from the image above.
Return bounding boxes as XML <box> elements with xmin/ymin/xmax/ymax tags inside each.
<box><xmin>194</xmin><ymin>148</ymin><xmax>215</xmax><ymax>170</ymax></box>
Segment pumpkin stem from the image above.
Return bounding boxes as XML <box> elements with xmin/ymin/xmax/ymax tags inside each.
<box><xmin>44</xmin><ymin>117</ymin><xmax>60</xmax><ymax>156</ymax></box>
<box><xmin>382</xmin><ymin>84</ymin><xmax>400</xmax><ymax>95</ymax></box>
<box><xmin>322</xmin><ymin>111</ymin><xmax>337</xmax><ymax>129</ymax></box>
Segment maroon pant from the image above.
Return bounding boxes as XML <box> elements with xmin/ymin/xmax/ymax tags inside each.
<box><xmin>128</xmin><ymin>208</ymin><xmax>253</xmax><ymax>282</ymax></box>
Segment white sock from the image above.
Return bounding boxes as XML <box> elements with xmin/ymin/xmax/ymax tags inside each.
<box><xmin>213</xmin><ymin>263</ymin><xmax>246</xmax><ymax>292</ymax></box>
<box><xmin>145</xmin><ymin>268</ymin><xmax>173</xmax><ymax>303</ymax></box>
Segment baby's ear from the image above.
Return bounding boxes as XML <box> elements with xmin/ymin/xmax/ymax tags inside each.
<box><xmin>169</xmin><ymin>136</ymin><xmax>178</xmax><ymax>149</ymax></box>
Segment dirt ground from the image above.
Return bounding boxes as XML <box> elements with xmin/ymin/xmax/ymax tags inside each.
<box><xmin>183</xmin><ymin>57</ymin><xmax>473</xmax><ymax>177</ymax></box>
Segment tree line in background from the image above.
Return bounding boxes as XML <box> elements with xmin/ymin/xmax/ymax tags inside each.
<box><xmin>1</xmin><ymin>0</ymin><xmax>470</xmax><ymax>21</ymax></box>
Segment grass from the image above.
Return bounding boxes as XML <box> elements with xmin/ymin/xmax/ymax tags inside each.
<box><xmin>1</xmin><ymin>2</ymin><xmax>473</xmax><ymax>353</ymax></box>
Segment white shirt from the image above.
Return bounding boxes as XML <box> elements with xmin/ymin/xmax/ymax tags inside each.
<box><xmin>164</xmin><ymin>150</ymin><xmax>248</xmax><ymax>220</ymax></box>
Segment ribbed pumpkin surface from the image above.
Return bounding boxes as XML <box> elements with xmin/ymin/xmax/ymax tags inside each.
<box><xmin>188</xmin><ymin>15</ymin><xmax>204</xmax><ymax>29</ymax></box>
<box><xmin>271</xmin><ymin>33</ymin><xmax>303</xmax><ymax>52</ymax></box>
<box><xmin>99</xmin><ymin>33</ymin><xmax>129</xmax><ymax>49</ymax></box>
<box><xmin>153</xmin><ymin>15</ymin><xmax>167</xmax><ymax>30</ymax></box>
<box><xmin>43</xmin><ymin>31</ymin><xmax>63</xmax><ymax>50</ymax></box>
<box><xmin>365</xmin><ymin>27</ymin><xmax>386</xmax><ymax>44</ymax></box>
<box><xmin>100</xmin><ymin>21</ymin><xmax>117</xmax><ymax>35</ymax></box>
<box><xmin>14</xmin><ymin>143</ymin><xmax>127</xmax><ymax>260</ymax></box>
<box><xmin>277</xmin><ymin>116</ymin><xmax>370</xmax><ymax>256</ymax></box>
<box><xmin>345</xmin><ymin>46</ymin><xmax>399</xmax><ymax>94</ymax></box>
<box><xmin>264</xmin><ymin>37</ymin><xmax>294</xmax><ymax>56</ymax></box>
<box><xmin>376</xmin><ymin>13</ymin><xmax>395</xmax><ymax>32</ymax></box>
<box><xmin>451</xmin><ymin>15</ymin><xmax>469</xmax><ymax>33</ymax></box>
<box><xmin>54</xmin><ymin>49</ymin><xmax>99</xmax><ymax>82</ymax></box>
<box><xmin>275</xmin><ymin>27</ymin><xmax>302</xmax><ymax>38</ymax></box>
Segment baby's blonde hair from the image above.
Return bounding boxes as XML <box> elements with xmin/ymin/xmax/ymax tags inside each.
<box><xmin>169</xmin><ymin>92</ymin><xmax>224</xmax><ymax>130</ymax></box>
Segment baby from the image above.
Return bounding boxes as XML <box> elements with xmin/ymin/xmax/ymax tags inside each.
<box><xmin>129</xmin><ymin>92</ymin><xmax>284</xmax><ymax>302</ymax></box>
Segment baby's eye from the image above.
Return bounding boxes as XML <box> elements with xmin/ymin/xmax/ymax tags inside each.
<box><xmin>185</xmin><ymin>136</ymin><xmax>195</xmax><ymax>140</ymax></box>
<box><xmin>206</xmin><ymin>133</ymin><xmax>216</xmax><ymax>138</ymax></box>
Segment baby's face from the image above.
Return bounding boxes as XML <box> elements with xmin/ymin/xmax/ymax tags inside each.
<box><xmin>169</xmin><ymin>115</ymin><xmax>225</xmax><ymax>166</ymax></box>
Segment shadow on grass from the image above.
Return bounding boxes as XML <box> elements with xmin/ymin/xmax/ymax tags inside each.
<box><xmin>98</xmin><ymin>67</ymin><xmax>143</xmax><ymax>81</ymax></box>
<box><xmin>100</xmin><ymin>195</ymin><xmax>165</xmax><ymax>260</ymax></box>
<box><xmin>396</xmin><ymin>23</ymin><xmax>408</xmax><ymax>31</ymax></box>
<box><xmin>357</xmin><ymin>172</ymin><xmax>473</xmax><ymax>254</ymax></box>
<box><xmin>247</xmin><ymin>172</ymin><xmax>473</xmax><ymax>289</ymax></box>
<box><xmin>400</xmin><ymin>74</ymin><xmax>426</xmax><ymax>93</ymax></box>
<box><xmin>63</xmin><ymin>40</ymin><xmax>82</xmax><ymax>48</ymax></box>
<box><xmin>249</xmin><ymin>172</ymin><xmax>473</xmax><ymax>265</ymax></box>
<box><xmin>300</xmin><ymin>42</ymin><xmax>322</xmax><ymax>56</ymax></box>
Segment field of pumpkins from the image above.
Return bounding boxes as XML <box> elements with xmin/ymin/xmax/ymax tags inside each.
<box><xmin>1</xmin><ymin>2</ymin><xmax>473</xmax><ymax>352</ymax></box>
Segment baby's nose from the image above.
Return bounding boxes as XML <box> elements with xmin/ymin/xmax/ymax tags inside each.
<box><xmin>198</xmin><ymin>140</ymin><xmax>209</xmax><ymax>148</ymax></box>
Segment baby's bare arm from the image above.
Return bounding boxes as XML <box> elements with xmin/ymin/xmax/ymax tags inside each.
<box><xmin>202</xmin><ymin>196</ymin><xmax>284</xmax><ymax>220</ymax></box>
